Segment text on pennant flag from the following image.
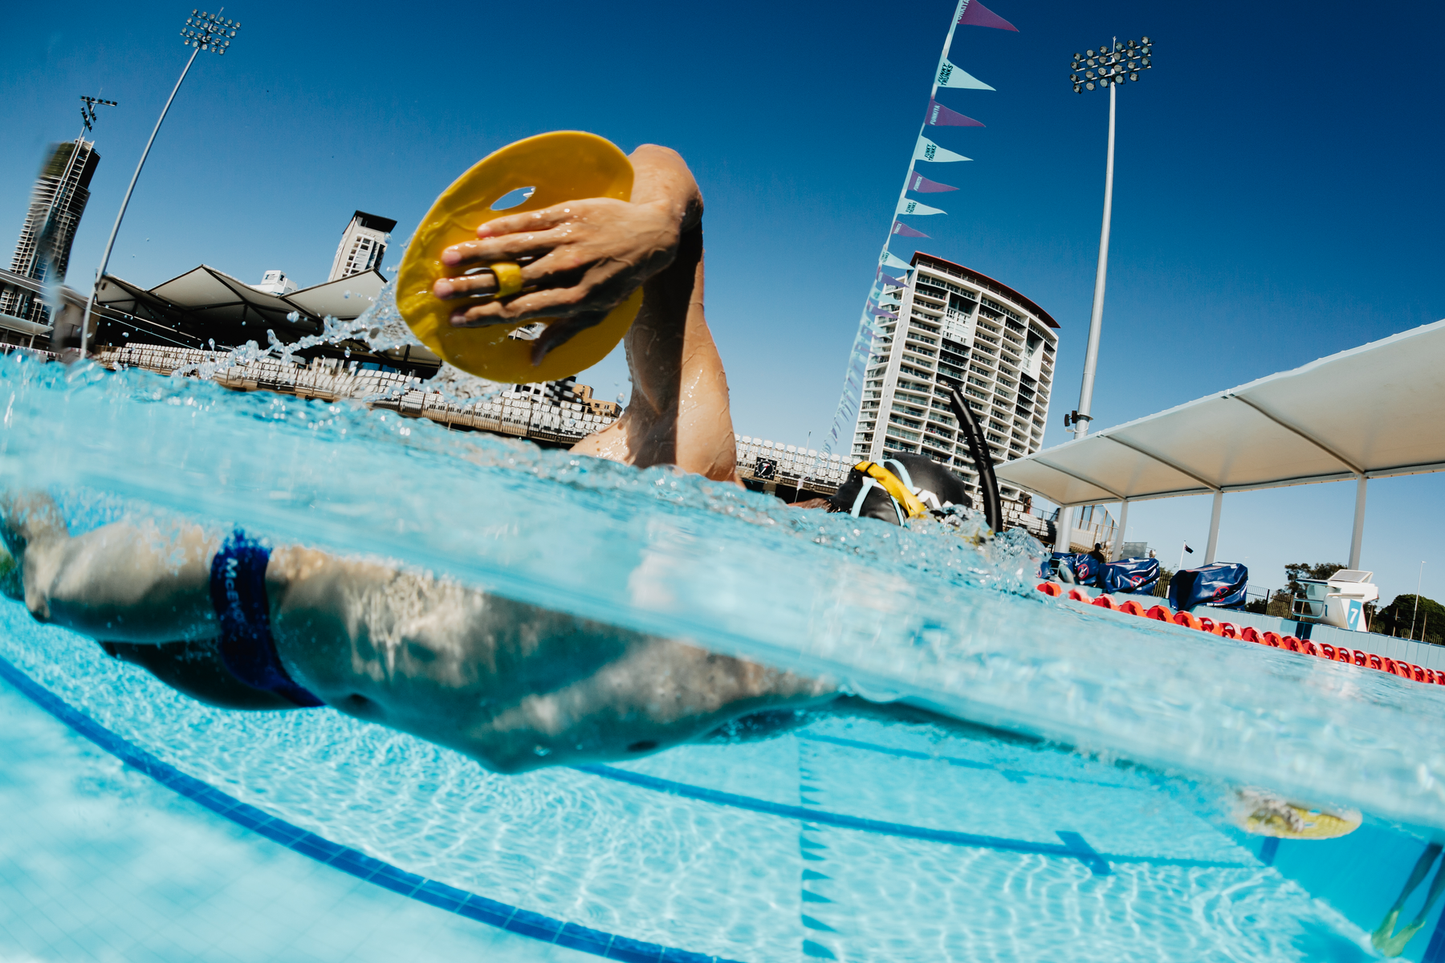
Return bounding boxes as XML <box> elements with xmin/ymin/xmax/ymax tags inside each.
<box><xmin>909</xmin><ymin>171</ymin><xmax>958</xmax><ymax>193</ymax></box>
<box><xmin>927</xmin><ymin>99</ymin><xmax>984</xmax><ymax>127</ymax></box>
<box><xmin>936</xmin><ymin>59</ymin><xmax>995</xmax><ymax>91</ymax></box>
<box><xmin>957</xmin><ymin>0</ymin><xmax>1018</xmax><ymax>31</ymax></box>
<box><xmin>913</xmin><ymin>136</ymin><xmax>972</xmax><ymax>164</ymax></box>
<box><xmin>891</xmin><ymin>221</ymin><xmax>930</xmax><ymax>238</ymax></box>
<box><xmin>897</xmin><ymin>197</ymin><xmax>946</xmax><ymax>216</ymax></box>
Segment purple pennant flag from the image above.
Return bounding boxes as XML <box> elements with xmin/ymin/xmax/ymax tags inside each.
<box><xmin>891</xmin><ymin>221</ymin><xmax>930</xmax><ymax>238</ymax></box>
<box><xmin>957</xmin><ymin>0</ymin><xmax>1018</xmax><ymax>31</ymax></box>
<box><xmin>926</xmin><ymin>99</ymin><xmax>984</xmax><ymax>127</ymax></box>
<box><xmin>877</xmin><ymin>271</ymin><xmax>907</xmax><ymax>287</ymax></box>
<box><xmin>870</xmin><ymin>306</ymin><xmax>899</xmax><ymax>319</ymax></box>
<box><xmin>909</xmin><ymin>171</ymin><xmax>959</xmax><ymax>193</ymax></box>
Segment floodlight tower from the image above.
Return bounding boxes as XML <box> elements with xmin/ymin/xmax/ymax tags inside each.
<box><xmin>1054</xmin><ymin>36</ymin><xmax>1152</xmax><ymax>554</ymax></box>
<box><xmin>78</xmin><ymin>9</ymin><xmax>240</xmax><ymax>357</ymax></box>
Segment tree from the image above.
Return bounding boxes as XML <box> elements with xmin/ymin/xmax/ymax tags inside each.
<box><xmin>1252</xmin><ymin>562</ymin><xmax>1347</xmax><ymax>619</ymax></box>
<box><xmin>1283</xmin><ymin>562</ymin><xmax>1346</xmax><ymax>598</ymax></box>
<box><xmin>1372</xmin><ymin>595</ymin><xmax>1445</xmax><ymax>645</ymax></box>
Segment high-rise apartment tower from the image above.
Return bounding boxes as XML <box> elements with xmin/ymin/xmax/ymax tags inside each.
<box><xmin>327</xmin><ymin>210</ymin><xmax>397</xmax><ymax>282</ymax></box>
<box><xmin>1</xmin><ymin>138</ymin><xmax>100</xmax><ymax>321</ymax></box>
<box><xmin>852</xmin><ymin>252</ymin><xmax>1058</xmax><ymax>502</ymax></box>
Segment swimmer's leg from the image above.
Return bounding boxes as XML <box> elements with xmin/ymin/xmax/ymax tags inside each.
<box><xmin>1379</xmin><ymin>843</ymin><xmax>1445</xmax><ymax>956</ymax></box>
<box><xmin>1374</xmin><ymin>841</ymin><xmax>1443</xmax><ymax>952</ymax></box>
<box><xmin>1</xmin><ymin>493</ymin><xmax>218</xmax><ymax>644</ymax></box>
<box><xmin>570</xmin><ymin>146</ymin><xmax>738</xmax><ymax>483</ymax></box>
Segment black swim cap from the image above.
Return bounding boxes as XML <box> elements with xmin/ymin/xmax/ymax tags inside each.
<box><xmin>830</xmin><ymin>454</ymin><xmax>972</xmax><ymax>525</ymax></box>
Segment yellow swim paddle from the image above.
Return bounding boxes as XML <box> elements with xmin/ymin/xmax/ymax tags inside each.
<box><xmin>1234</xmin><ymin>789</ymin><xmax>1362</xmax><ymax>840</ymax></box>
<box><xmin>396</xmin><ymin>131</ymin><xmax>644</xmax><ymax>383</ymax></box>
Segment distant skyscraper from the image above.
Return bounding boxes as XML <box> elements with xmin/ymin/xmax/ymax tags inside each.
<box><xmin>1</xmin><ymin>137</ymin><xmax>100</xmax><ymax>321</ymax></box>
<box><xmin>328</xmin><ymin>211</ymin><xmax>397</xmax><ymax>282</ymax></box>
<box><xmin>852</xmin><ymin>252</ymin><xmax>1058</xmax><ymax>503</ymax></box>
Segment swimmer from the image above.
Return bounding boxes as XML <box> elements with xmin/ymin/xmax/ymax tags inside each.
<box><xmin>1372</xmin><ymin>840</ymin><xmax>1445</xmax><ymax>957</ymax></box>
<box><xmin>0</xmin><ymin>145</ymin><xmax>836</xmax><ymax>773</ymax></box>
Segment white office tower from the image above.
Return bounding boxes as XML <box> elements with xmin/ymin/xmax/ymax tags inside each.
<box><xmin>852</xmin><ymin>252</ymin><xmax>1058</xmax><ymax>502</ymax></box>
<box><xmin>327</xmin><ymin>211</ymin><xmax>397</xmax><ymax>282</ymax></box>
<box><xmin>251</xmin><ymin>270</ymin><xmax>297</xmax><ymax>295</ymax></box>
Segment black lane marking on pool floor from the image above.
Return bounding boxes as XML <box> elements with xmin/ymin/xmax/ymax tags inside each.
<box><xmin>579</xmin><ymin>764</ymin><xmax>1252</xmax><ymax>874</ymax></box>
<box><xmin>0</xmin><ymin>654</ymin><xmax>745</xmax><ymax>963</ymax></box>
<box><xmin>798</xmin><ymin>742</ymin><xmax>845</xmax><ymax>961</ymax></box>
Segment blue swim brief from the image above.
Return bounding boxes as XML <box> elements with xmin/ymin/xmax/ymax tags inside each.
<box><xmin>208</xmin><ymin>530</ymin><xmax>324</xmax><ymax>708</ymax></box>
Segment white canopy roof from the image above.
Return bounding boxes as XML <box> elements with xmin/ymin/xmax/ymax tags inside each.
<box><xmin>996</xmin><ymin>320</ymin><xmax>1445</xmax><ymax>508</ymax></box>
<box><xmin>98</xmin><ymin>265</ymin><xmax>389</xmax><ymax>332</ymax></box>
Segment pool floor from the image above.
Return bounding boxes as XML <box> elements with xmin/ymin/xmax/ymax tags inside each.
<box><xmin>4</xmin><ymin>637</ymin><xmax>1431</xmax><ymax>962</ymax></box>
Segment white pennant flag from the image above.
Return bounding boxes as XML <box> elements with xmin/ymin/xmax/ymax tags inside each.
<box><xmin>879</xmin><ymin>250</ymin><xmax>911</xmax><ymax>270</ymax></box>
<box><xmin>936</xmin><ymin>59</ymin><xmax>995</xmax><ymax>91</ymax></box>
<box><xmin>913</xmin><ymin>137</ymin><xmax>972</xmax><ymax>164</ymax></box>
<box><xmin>897</xmin><ymin>197</ymin><xmax>946</xmax><ymax>216</ymax></box>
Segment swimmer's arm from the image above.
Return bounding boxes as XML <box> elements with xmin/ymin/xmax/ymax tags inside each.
<box><xmin>628</xmin><ymin>144</ymin><xmax>703</xmax><ymax>234</ymax></box>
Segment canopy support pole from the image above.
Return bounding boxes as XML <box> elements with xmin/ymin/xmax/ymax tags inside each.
<box><xmin>1054</xmin><ymin>506</ymin><xmax>1073</xmax><ymax>553</ymax></box>
<box><xmin>1349</xmin><ymin>476</ymin><xmax>1367</xmax><ymax>570</ymax></box>
<box><xmin>1204</xmin><ymin>491</ymin><xmax>1223</xmax><ymax>564</ymax></box>
<box><xmin>1111</xmin><ymin>498</ymin><xmax>1129</xmax><ymax>560</ymax></box>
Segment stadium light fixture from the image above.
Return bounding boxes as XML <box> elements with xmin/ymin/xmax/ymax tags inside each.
<box><xmin>79</xmin><ymin>96</ymin><xmax>118</xmax><ymax>134</ymax></box>
<box><xmin>80</xmin><ymin>9</ymin><xmax>241</xmax><ymax>358</ymax></box>
<box><xmin>1055</xmin><ymin>35</ymin><xmax>1154</xmax><ymax>553</ymax></box>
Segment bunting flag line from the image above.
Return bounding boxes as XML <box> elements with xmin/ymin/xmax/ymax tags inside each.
<box><xmin>935</xmin><ymin>59</ymin><xmax>994</xmax><ymax>91</ymax></box>
<box><xmin>926</xmin><ymin>99</ymin><xmax>984</xmax><ymax>127</ymax></box>
<box><xmin>957</xmin><ymin>0</ymin><xmax>1018</xmax><ymax>32</ymax></box>
<box><xmin>897</xmin><ymin>198</ymin><xmax>946</xmax><ymax>216</ymax></box>
<box><xmin>913</xmin><ymin>137</ymin><xmax>972</xmax><ymax>163</ymax></box>
<box><xmin>908</xmin><ymin>171</ymin><xmax>958</xmax><ymax>193</ymax></box>
<box><xmin>825</xmin><ymin>0</ymin><xmax>1017</xmax><ymax>457</ymax></box>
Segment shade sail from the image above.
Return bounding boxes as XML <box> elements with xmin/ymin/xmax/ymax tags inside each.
<box><xmin>996</xmin><ymin>319</ymin><xmax>1445</xmax><ymax>507</ymax></box>
<box><xmin>96</xmin><ymin>265</ymin><xmax>392</xmax><ymax>346</ymax></box>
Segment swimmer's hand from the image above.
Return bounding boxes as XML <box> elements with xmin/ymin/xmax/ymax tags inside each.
<box><xmin>434</xmin><ymin>144</ymin><xmax>702</xmax><ymax>365</ymax></box>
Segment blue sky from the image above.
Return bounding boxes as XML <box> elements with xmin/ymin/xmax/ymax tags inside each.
<box><xmin>4</xmin><ymin>0</ymin><xmax>1444</xmax><ymax>608</ymax></box>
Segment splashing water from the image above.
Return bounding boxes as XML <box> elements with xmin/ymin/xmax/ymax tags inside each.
<box><xmin>166</xmin><ymin>279</ymin><xmax>512</xmax><ymax>408</ymax></box>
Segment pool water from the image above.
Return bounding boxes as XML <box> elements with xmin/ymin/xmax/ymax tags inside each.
<box><xmin>2</xmin><ymin>351</ymin><xmax>1445</xmax><ymax>961</ymax></box>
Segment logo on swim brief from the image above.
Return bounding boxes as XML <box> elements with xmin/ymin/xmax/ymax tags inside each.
<box><xmin>222</xmin><ymin>556</ymin><xmax>244</xmax><ymax>624</ymax></box>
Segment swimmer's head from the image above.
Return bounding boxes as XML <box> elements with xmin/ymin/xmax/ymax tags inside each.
<box><xmin>828</xmin><ymin>454</ymin><xmax>971</xmax><ymax>526</ymax></box>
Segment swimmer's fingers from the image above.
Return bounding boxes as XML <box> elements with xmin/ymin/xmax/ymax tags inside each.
<box><xmin>433</xmin><ymin>239</ymin><xmax>579</xmax><ymax>300</ymax></box>
<box><xmin>439</xmin><ymin>225</ymin><xmax>573</xmax><ymax>271</ymax></box>
<box><xmin>447</xmin><ymin>269</ymin><xmax>631</xmax><ymax>327</ymax></box>
<box><xmin>432</xmin><ymin>271</ymin><xmax>496</xmax><ymax>300</ymax></box>
<box><xmin>529</xmin><ymin>310</ymin><xmax>609</xmax><ymax>366</ymax></box>
<box><xmin>439</xmin><ymin>199</ymin><xmax>623</xmax><ymax>267</ymax></box>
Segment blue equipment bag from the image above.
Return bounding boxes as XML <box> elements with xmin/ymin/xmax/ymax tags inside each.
<box><xmin>1101</xmin><ymin>557</ymin><xmax>1160</xmax><ymax>595</ymax></box>
<box><xmin>1046</xmin><ymin>552</ymin><xmax>1100</xmax><ymax>585</ymax></box>
<box><xmin>1168</xmin><ymin>562</ymin><xmax>1249</xmax><ymax>611</ymax></box>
